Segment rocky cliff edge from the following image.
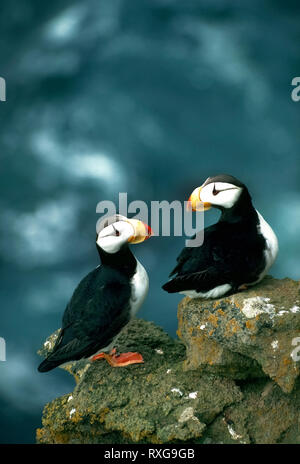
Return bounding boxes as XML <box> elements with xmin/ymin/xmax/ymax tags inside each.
<box><xmin>37</xmin><ymin>277</ymin><xmax>300</xmax><ymax>444</ymax></box>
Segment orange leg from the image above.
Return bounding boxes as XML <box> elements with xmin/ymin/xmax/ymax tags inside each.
<box><xmin>91</xmin><ymin>348</ymin><xmax>144</xmax><ymax>367</ymax></box>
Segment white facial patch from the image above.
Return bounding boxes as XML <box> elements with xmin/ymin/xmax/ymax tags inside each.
<box><xmin>97</xmin><ymin>221</ymin><xmax>134</xmax><ymax>254</ymax></box>
<box><xmin>200</xmin><ymin>182</ymin><xmax>242</xmax><ymax>209</ymax></box>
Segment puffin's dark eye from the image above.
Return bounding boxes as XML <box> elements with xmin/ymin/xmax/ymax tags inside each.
<box><xmin>213</xmin><ymin>184</ymin><xmax>220</xmax><ymax>196</ymax></box>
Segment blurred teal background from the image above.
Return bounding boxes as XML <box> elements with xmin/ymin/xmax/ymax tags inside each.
<box><xmin>0</xmin><ymin>0</ymin><xmax>300</xmax><ymax>443</ymax></box>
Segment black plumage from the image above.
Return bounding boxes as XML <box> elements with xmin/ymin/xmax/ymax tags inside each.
<box><xmin>38</xmin><ymin>245</ymin><xmax>137</xmax><ymax>372</ymax></box>
<box><xmin>162</xmin><ymin>175</ymin><xmax>269</xmax><ymax>296</ymax></box>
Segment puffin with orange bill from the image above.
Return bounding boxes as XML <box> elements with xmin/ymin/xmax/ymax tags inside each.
<box><xmin>38</xmin><ymin>214</ymin><xmax>152</xmax><ymax>372</ymax></box>
<box><xmin>162</xmin><ymin>174</ymin><xmax>278</xmax><ymax>299</ymax></box>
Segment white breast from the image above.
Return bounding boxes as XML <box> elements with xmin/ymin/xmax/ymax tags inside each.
<box><xmin>180</xmin><ymin>211</ymin><xmax>278</xmax><ymax>299</ymax></box>
<box><xmin>256</xmin><ymin>210</ymin><xmax>279</xmax><ymax>279</ymax></box>
<box><xmin>180</xmin><ymin>283</ymin><xmax>232</xmax><ymax>300</ymax></box>
<box><xmin>129</xmin><ymin>260</ymin><xmax>149</xmax><ymax>317</ymax></box>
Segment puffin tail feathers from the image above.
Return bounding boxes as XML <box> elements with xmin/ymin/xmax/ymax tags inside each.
<box><xmin>38</xmin><ymin>358</ymin><xmax>61</xmax><ymax>373</ymax></box>
<box><xmin>162</xmin><ymin>279</ymin><xmax>179</xmax><ymax>293</ymax></box>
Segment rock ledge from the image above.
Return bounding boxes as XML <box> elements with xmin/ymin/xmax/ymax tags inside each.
<box><xmin>37</xmin><ymin>277</ymin><xmax>300</xmax><ymax>444</ymax></box>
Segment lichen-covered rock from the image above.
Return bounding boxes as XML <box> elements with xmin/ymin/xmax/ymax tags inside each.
<box><xmin>201</xmin><ymin>378</ymin><xmax>300</xmax><ymax>444</ymax></box>
<box><xmin>37</xmin><ymin>319</ymin><xmax>242</xmax><ymax>444</ymax></box>
<box><xmin>37</xmin><ymin>313</ymin><xmax>300</xmax><ymax>444</ymax></box>
<box><xmin>178</xmin><ymin>276</ymin><xmax>300</xmax><ymax>393</ymax></box>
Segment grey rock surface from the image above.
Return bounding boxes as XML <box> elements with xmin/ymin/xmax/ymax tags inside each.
<box><xmin>37</xmin><ymin>277</ymin><xmax>300</xmax><ymax>444</ymax></box>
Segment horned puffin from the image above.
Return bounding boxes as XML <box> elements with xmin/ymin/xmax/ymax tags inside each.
<box><xmin>38</xmin><ymin>214</ymin><xmax>152</xmax><ymax>372</ymax></box>
<box><xmin>162</xmin><ymin>174</ymin><xmax>278</xmax><ymax>299</ymax></box>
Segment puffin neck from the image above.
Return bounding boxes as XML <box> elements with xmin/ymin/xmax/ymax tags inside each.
<box><xmin>219</xmin><ymin>190</ymin><xmax>258</xmax><ymax>224</ymax></box>
<box><xmin>96</xmin><ymin>243</ymin><xmax>137</xmax><ymax>278</ymax></box>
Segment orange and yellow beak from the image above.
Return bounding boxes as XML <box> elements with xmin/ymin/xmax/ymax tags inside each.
<box><xmin>127</xmin><ymin>219</ymin><xmax>153</xmax><ymax>244</ymax></box>
<box><xmin>187</xmin><ymin>186</ymin><xmax>212</xmax><ymax>212</ymax></box>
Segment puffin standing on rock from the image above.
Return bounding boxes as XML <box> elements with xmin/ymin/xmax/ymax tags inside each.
<box><xmin>38</xmin><ymin>215</ymin><xmax>152</xmax><ymax>372</ymax></box>
<box><xmin>162</xmin><ymin>174</ymin><xmax>278</xmax><ymax>299</ymax></box>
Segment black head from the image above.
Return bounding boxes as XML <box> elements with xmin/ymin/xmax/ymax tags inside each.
<box><xmin>202</xmin><ymin>174</ymin><xmax>246</xmax><ymax>190</ymax></box>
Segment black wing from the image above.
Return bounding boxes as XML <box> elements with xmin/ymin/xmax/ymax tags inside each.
<box><xmin>162</xmin><ymin>265</ymin><xmax>231</xmax><ymax>293</ymax></box>
<box><xmin>168</xmin><ymin>228</ymin><xmax>216</xmax><ymax>277</ymax></box>
<box><xmin>38</xmin><ymin>267</ymin><xmax>131</xmax><ymax>372</ymax></box>
<box><xmin>163</xmin><ymin>222</ymin><xmax>266</xmax><ymax>293</ymax></box>
<box><xmin>163</xmin><ymin>227</ymin><xmax>220</xmax><ymax>293</ymax></box>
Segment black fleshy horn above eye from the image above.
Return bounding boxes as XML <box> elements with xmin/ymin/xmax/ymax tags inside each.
<box><xmin>213</xmin><ymin>184</ymin><xmax>220</xmax><ymax>196</ymax></box>
<box><xmin>112</xmin><ymin>224</ymin><xmax>120</xmax><ymax>236</ymax></box>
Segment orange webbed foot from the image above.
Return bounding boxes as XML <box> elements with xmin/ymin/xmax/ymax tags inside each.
<box><xmin>91</xmin><ymin>349</ymin><xmax>144</xmax><ymax>367</ymax></box>
<box><xmin>91</xmin><ymin>347</ymin><xmax>116</xmax><ymax>362</ymax></box>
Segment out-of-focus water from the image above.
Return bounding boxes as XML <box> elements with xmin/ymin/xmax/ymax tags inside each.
<box><xmin>0</xmin><ymin>0</ymin><xmax>299</xmax><ymax>443</ymax></box>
